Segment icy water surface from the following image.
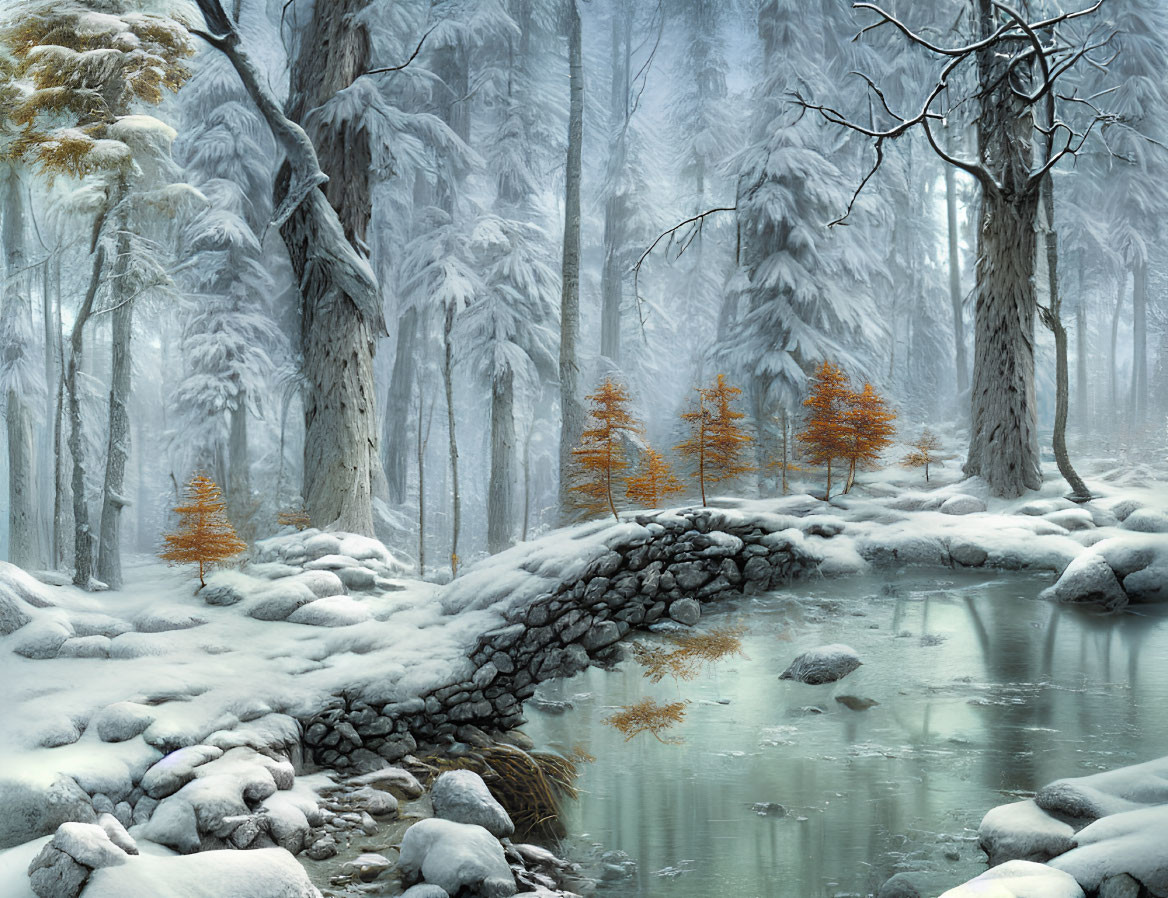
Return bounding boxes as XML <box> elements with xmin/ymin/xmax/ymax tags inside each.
<box><xmin>526</xmin><ymin>570</ymin><xmax>1168</xmax><ymax>898</ymax></box>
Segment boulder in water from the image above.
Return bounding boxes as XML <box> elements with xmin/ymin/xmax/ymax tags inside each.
<box><xmin>779</xmin><ymin>644</ymin><xmax>861</xmax><ymax>685</ymax></box>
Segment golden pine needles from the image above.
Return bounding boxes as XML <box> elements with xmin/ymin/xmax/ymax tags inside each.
<box><xmin>604</xmin><ymin>698</ymin><xmax>688</xmax><ymax>743</ymax></box>
<box><xmin>625</xmin><ymin>446</ymin><xmax>685</xmax><ymax>508</ymax></box>
<box><xmin>630</xmin><ymin>624</ymin><xmax>749</xmax><ymax>684</ymax></box>
<box><xmin>570</xmin><ymin>378</ymin><xmax>641</xmax><ymax>521</ymax></box>
<box><xmin>903</xmin><ymin>428</ymin><xmax>948</xmax><ymax>482</ymax></box>
<box><xmin>277</xmin><ymin>507</ymin><xmax>312</xmax><ymax>531</ymax></box>
<box><xmin>160</xmin><ymin>472</ymin><xmax>247</xmax><ymax>589</ymax></box>
<box><xmin>677</xmin><ymin>374</ymin><xmax>754</xmax><ymax>505</ymax></box>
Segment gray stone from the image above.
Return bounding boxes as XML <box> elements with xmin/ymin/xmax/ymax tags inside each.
<box><xmin>141</xmin><ymin>745</ymin><xmax>224</xmax><ymax>800</ymax></box>
<box><xmin>743</xmin><ymin>556</ymin><xmax>772</xmax><ymax>581</ymax></box>
<box><xmin>949</xmin><ymin>540</ymin><xmax>988</xmax><ymax>567</ymax></box>
<box><xmin>780</xmin><ymin>644</ymin><xmax>861</xmax><ymax>685</ymax></box>
<box><xmin>96</xmin><ymin>814</ymin><xmax>138</xmax><ymax>856</ymax></box>
<box><xmin>92</xmin><ymin>702</ymin><xmax>155</xmax><ymax>743</ymax></box>
<box><xmin>581</xmin><ymin>620</ymin><xmax>621</xmax><ymax>652</ymax></box>
<box><xmin>1121</xmin><ymin>508</ymin><xmax>1168</xmax><ymax>533</ymax></box>
<box><xmin>877</xmin><ymin>872</ymin><xmax>923</xmax><ymax>898</ymax></box>
<box><xmin>27</xmin><ymin>845</ymin><xmax>89</xmax><ymax>898</ymax></box>
<box><xmin>473</xmin><ymin>662</ymin><xmax>499</xmax><ymax>688</ymax></box>
<box><xmin>201</xmin><ymin>584</ymin><xmax>243</xmax><ymax>606</ymax></box>
<box><xmin>0</xmin><ymin>774</ymin><xmax>95</xmax><ymax>850</ymax></box>
<box><xmin>1123</xmin><ymin>566</ymin><xmax>1168</xmax><ymax>603</ymax></box>
<box><xmin>51</xmin><ymin>822</ymin><xmax>130</xmax><ymax>869</ymax></box>
<box><xmin>940</xmin><ymin>494</ymin><xmax>987</xmax><ymax>515</ymax></box>
<box><xmin>671</xmin><ymin>562</ymin><xmax>711</xmax><ymax>591</ymax></box>
<box><xmin>305</xmin><ymin>834</ymin><xmax>338</xmax><ymax>860</ymax></box>
<box><xmin>668</xmin><ymin>598</ymin><xmax>701</xmax><ymax>626</ymax></box>
<box><xmin>401</xmin><ymin>885</ymin><xmax>451</xmax><ymax>898</ymax></box>
<box><xmin>1040</xmin><ymin>553</ymin><xmax>1128</xmax><ymax>612</ymax></box>
<box><xmin>399</xmin><ymin>818</ymin><xmax>516</xmax><ymax>898</ymax></box>
<box><xmin>430</xmin><ymin>770</ymin><xmax>514</xmax><ymax>838</ymax></box>
<box><xmin>337</xmin><ymin>566</ymin><xmax>377</xmax><ymax>591</ymax></box>
<box><xmin>1099</xmin><ymin>873</ymin><xmax>1141</xmax><ymax>898</ymax></box>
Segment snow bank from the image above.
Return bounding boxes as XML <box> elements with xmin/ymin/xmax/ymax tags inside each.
<box><xmin>82</xmin><ymin>847</ymin><xmax>322</xmax><ymax>898</ymax></box>
<box><xmin>938</xmin><ymin>860</ymin><xmax>1083</xmax><ymax>898</ymax></box>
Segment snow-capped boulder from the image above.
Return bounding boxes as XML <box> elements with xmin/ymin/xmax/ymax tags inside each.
<box><xmin>939</xmin><ymin>860</ymin><xmax>1083</xmax><ymax>898</ymax></box>
<box><xmin>1120</xmin><ymin>509</ymin><xmax>1168</xmax><ymax>534</ymax></box>
<box><xmin>941</xmin><ymin>495</ymin><xmax>987</xmax><ymax>515</ymax></box>
<box><xmin>0</xmin><ymin>775</ymin><xmax>95</xmax><ymax>850</ymax></box>
<box><xmin>1035</xmin><ymin>756</ymin><xmax>1168</xmax><ymax>821</ymax></box>
<box><xmin>56</xmin><ymin>635</ymin><xmax>111</xmax><ymax>658</ymax></box>
<box><xmin>81</xmin><ymin>847</ymin><xmax>322</xmax><ymax>898</ymax></box>
<box><xmin>1048</xmin><ymin>805</ymin><xmax>1168</xmax><ymax>897</ymax></box>
<box><xmin>10</xmin><ymin>612</ymin><xmax>74</xmax><ymax>659</ymax></box>
<box><xmin>1043</xmin><ymin>509</ymin><xmax>1094</xmax><ymax>532</ymax></box>
<box><xmin>1039</xmin><ymin>553</ymin><xmax>1128</xmax><ymax>612</ymax></box>
<box><xmin>141</xmin><ymin>745</ymin><xmax>224</xmax><ymax>800</ymax></box>
<box><xmin>876</xmin><ymin>873</ymin><xmax>924</xmax><ymax>898</ymax></box>
<box><xmin>399</xmin><ymin>818</ymin><xmax>516</xmax><ymax>898</ymax></box>
<box><xmin>289</xmin><ymin>569</ymin><xmax>347</xmax><ymax>598</ymax></box>
<box><xmin>245</xmin><ymin>581</ymin><xmax>318</xmax><ymax>621</ymax></box>
<box><xmin>978</xmin><ymin>799</ymin><xmax>1076</xmax><ymax>866</ymax></box>
<box><xmin>346</xmin><ymin>765</ymin><xmax>424</xmax><ymax>799</ymax></box>
<box><xmin>430</xmin><ymin>771</ymin><xmax>514</xmax><ymax>838</ymax></box>
<box><xmin>1122</xmin><ymin>565</ymin><xmax>1168</xmax><ymax>603</ymax></box>
<box><xmin>95</xmin><ymin>814</ymin><xmax>137</xmax><ymax>856</ymax></box>
<box><xmin>340</xmin><ymin>853</ymin><xmax>391</xmax><ymax>882</ymax></box>
<box><xmin>304</xmin><ymin>533</ymin><xmax>342</xmax><ymax>559</ymax></box>
<box><xmin>779</xmin><ymin>644</ymin><xmax>861</xmax><ymax>685</ymax></box>
<box><xmin>92</xmin><ymin>702</ymin><xmax>156</xmax><ymax>743</ymax></box>
<box><xmin>27</xmin><ymin>822</ymin><xmax>130</xmax><ymax>898</ymax></box>
<box><xmin>401</xmin><ymin>885</ymin><xmax>451</xmax><ymax>898</ymax></box>
<box><xmin>949</xmin><ymin>539</ymin><xmax>988</xmax><ymax>567</ymax></box>
<box><xmin>286</xmin><ymin>596</ymin><xmax>372</xmax><ymax>627</ymax></box>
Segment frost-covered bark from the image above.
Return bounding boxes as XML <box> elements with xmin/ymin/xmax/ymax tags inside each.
<box><xmin>192</xmin><ymin>0</ymin><xmax>383</xmax><ymax>536</ymax></box>
<box><xmin>384</xmin><ymin>308</ymin><xmax>417</xmax><ymax>504</ymax></box>
<box><xmin>2</xmin><ymin>166</ymin><xmax>39</xmax><ymax>568</ymax></box>
<box><xmin>227</xmin><ymin>398</ymin><xmax>251</xmax><ymax>537</ymax></box>
<box><xmin>96</xmin><ymin>215</ymin><xmax>133</xmax><ymax>589</ymax></box>
<box><xmin>558</xmin><ymin>0</ymin><xmax>585</xmax><ymax>522</ymax></box>
<box><xmin>1129</xmin><ymin>258</ymin><xmax>1148</xmax><ymax>432</ymax></box>
<box><xmin>945</xmin><ymin>163</ymin><xmax>968</xmax><ymax>397</ymax></box>
<box><xmin>487</xmin><ymin>367</ymin><xmax>515</xmax><ymax>555</ymax></box>
<box><xmin>599</xmin><ymin>2</ymin><xmax>631</xmax><ymax>364</ymax></box>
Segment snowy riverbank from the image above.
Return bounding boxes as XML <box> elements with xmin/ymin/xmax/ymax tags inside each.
<box><xmin>1</xmin><ymin>454</ymin><xmax>1166</xmax><ymax>896</ymax></box>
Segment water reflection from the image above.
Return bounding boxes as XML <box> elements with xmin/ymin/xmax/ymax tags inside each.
<box><xmin>527</xmin><ymin>571</ymin><xmax>1168</xmax><ymax>898</ymax></box>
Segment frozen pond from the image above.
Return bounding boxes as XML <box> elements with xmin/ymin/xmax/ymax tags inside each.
<box><xmin>526</xmin><ymin>569</ymin><xmax>1168</xmax><ymax>898</ymax></box>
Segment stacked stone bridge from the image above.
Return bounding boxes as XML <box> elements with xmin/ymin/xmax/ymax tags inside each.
<box><xmin>301</xmin><ymin>506</ymin><xmax>832</xmax><ymax>770</ymax></box>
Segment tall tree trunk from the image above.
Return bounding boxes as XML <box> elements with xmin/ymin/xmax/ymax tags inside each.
<box><xmin>521</xmin><ymin>417</ymin><xmax>534</xmax><ymax>542</ymax></box>
<box><xmin>2</xmin><ymin>167</ymin><xmax>38</xmax><ymax>568</ymax></box>
<box><xmin>97</xmin><ymin>215</ymin><xmax>133</xmax><ymax>588</ymax></box>
<box><xmin>487</xmin><ymin>366</ymin><xmax>515</xmax><ymax>554</ymax></box>
<box><xmin>1109</xmin><ymin>275</ymin><xmax>1125</xmax><ymax>428</ymax></box>
<box><xmin>276</xmin><ymin>0</ymin><xmax>382</xmax><ymax>536</ymax></box>
<box><xmin>383</xmin><ymin>307</ymin><xmax>417</xmax><ymax>503</ymax></box>
<box><xmin>443</xmin><ymin>306</ymin><xmax>459</xmax><ymax>575</ymax></box>
<box><xmin>945</xmin><ymin>161</ymin><xmax>968</xmax><ymax>397</ymax></box>
<box><xmin>965</xmin><ymin>0</ymin><xmax>1041</xmax><ymax>497</ymax></box>
<box><xmin>1130</xmin><ymin>257</ymin><xmax>1148</xmax><ymax>433</ymax></box>
<box><xmin>52</xmin><ymin>254</ymin><xmax>72</xmax><ymax>569</ymax></box>
<box><xmin>227</xmin><ymin>396</ymin><xmax>251</xmax><ymax>539</ymax></box>
<box><xmin>599</xmin><ymin>3</ymin><xmax>630</xmax><ymax>364</ymax></box>
<box><xmin>1074</xmin><ymin>256</ymin><xmax>1088</xmax><ymax>431</ymax></box>
<box><xmin>558</xmin><ymin>0</ymin><xmax>585</xmax><ymax>523</ymax></box>
<box><xmin>416</xmin><ymin>387</ymin><xmax>426</xmax><ymax>578</ymax></box>
<box><xmin>1039</xmin><ymin>180</ymin><xmax>1089</xmax><ymax>499</ymax></box>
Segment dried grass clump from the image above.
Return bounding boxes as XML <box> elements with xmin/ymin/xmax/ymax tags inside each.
<box><xmin>604</xmin><ymin>698</ymin><xmax>687</xmax><ymax>743</ymax></box>
<box><xmin>631</xmin><ymin>623</ymin><xmax>749</xmax><ymax>684</ymax></box>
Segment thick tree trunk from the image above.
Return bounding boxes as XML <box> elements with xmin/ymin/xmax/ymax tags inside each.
<box><xmin>52</xmin><ymin>255</ymin><xmax>72</xmax><ymax>569</ymax></box>
<box><xmin>487</xmin><ymin>366</ymin><xmax>515</xmax><ymax>554</ymax></box>
<box><xmin>945</xmin><ymin>162</ymin><xmax>968</xmax><ymax>397</ymax></box>
<box><xmin>965</xmin><ymin>3</ymin><xmax>1042</xmax><ymax>497</ymax></box>
<box><xmin>558</xmin><ymin>0</ymin><xmax>585</xmax><ymax>523</ymax></box>
<box><xmin>97</xmin><ymin>220</ymin><xmax>133</xmax><ymax>589</ymax></box>
<box><xmin>227</xmin><ymin>397</ymin><xmax>251</xmax><ymax>539</ymax></box>
<box><xmin>2</xmin><ymin>167</ymin><xmax>38</xmax><ymax>568</ymax></box>
<box><xmin>1074</xmin><ymin>256</ymin><xmax>1088</xmax><ymax>431</ymax></box>
<box><xmin>416</xmin><ymin>388</ymin><xmax>425</xmax><ymax>578</ymax></box>
<box><xmin>1130</xmin><ymin>258</ymin><xmax>1148</xmax><ymax>433</ymax></box>
<box><xmin>443</xmin><ymin>307</ymin><xmax>460</xmax><ymax>575</ymax></box>
<box><xmin>1109</xmin><ymin>275</ymin><xmax>1124</xmax><ymax>427</ymax></box>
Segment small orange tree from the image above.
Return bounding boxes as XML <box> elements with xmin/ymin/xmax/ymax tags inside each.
<box><xmin>571</xmin><ymin>379</ymin><xmax>640</xmax><ymax>520</ymax></box>
<box><xmin>797</xmin><ymin>361</ymin><xmax>852</xmax><ymax>499</ymax></box>
<box><xmin>626</xmin><ymin>447</ymin><xmax>685</xmax><ymax>508</ymax></box>
<box><xmin>677</xmin><ymin>374</ymin><xmax>754</xmax><ymax>505</ymax></box>
<box><xmin>903</xmin><ymin>429</ymin><xmax>948</xmax><ymax>482</ymax></box>
<box><xmin>842</xmin><ymin>383</ymin><xmax>896</xmax><ymax>493</ymax></box>
<box><xmin>161</xmin><ymin>473</ymin><xmax>248</xmax><ymax>589</ymax></box>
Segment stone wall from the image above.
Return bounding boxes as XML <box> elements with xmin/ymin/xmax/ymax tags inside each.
<box><xmin>301</xmin><ymin>508</ymin><xmax>823</xmax><ymax>770</ymax></box>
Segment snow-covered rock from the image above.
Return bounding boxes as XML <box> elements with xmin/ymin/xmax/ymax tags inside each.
<box><xmin>939</xmin><ymin>860</ymin><xmax>1083</xmax><ymax>898</ymax></box>
<box><xmin>141</xmin><ymin>745</ymin><xmax>224</xmax><ymax>800</ymax></box>
<box><xmin>1043</xmin><ymin>509</ymin><xmax>1094</xmax><ymax>532</ymax></box>
<box><xmin>1048</xmin><ymin>805</ymin><xmax>1168</xmax><ymax>897</ymax></box>
<box><xmin>978</xmin><ymin>799</ymin><xmax>1076</xmax><ymax>866</ymax></box>
<box><xmin>286</xmin><ymin>596</ymin><xmax>372</xmax><ymax>627</ymax></box>
<box><xmin>399</xmin><ymin>818</ymin><xmax>516</xmax><ymax>898</ymax></box>
<box><xmin>0</xmin><ymin>776</ymin><xmax>95</xmax><ymax>851</ymax></box>
<box><xmin>92</xmin><ymin>702</ymin><xmax>156</xmax><ymax>743</ymax></box>
<box><xmin>27</xmin><ymin>822</ymin><xmax>131</xmax><ymax>898</ymax></box>
<box><xmin>1120</xmin><ymin>508</ymin><xmax>1168</xmax><ymax>533</ymax></box>
<box><xmin>941</xmin><ymin>495</ymin><xmax>987</xmax><ymax>515</ymax></box>
<box><xmin>340</xmin><ymin>852</ymin><xmax>391</xmax><ymax>882</ymax></box>
<box><xmin>346</xmin><ymin>766</ymin><xmax>424</xmax><ymax>799</ymax></box>
<box><xmin>81</xmin><ymin>847</ymin><xmax>322</xmax><ymax>898</ymax></box>
<box><xmin>779</xmin><ymin>644</ymin><xmax>861</xmax><ymax>685</ymax></box>
<box><xmin>430</xmin><ymin>771</ymin><xmax>514</xmax><ymax>838</ymax></box>
<box><xmin>1035</xmin><ymin>756</ymin><xmax>1168</xmax><ymax>821</ymax></box>
<box><xmin>1039</xmin><ymin>553</ymin><xmax>1127</xmax><ymax>612</ymax></box>
<box><xmin>667</xmin><ymin>598</ymin><xmax>700</xmax><ymax>626</ymax></box>
<box><xmin>400</xmin><ymin>885</ymin><xmax>451</xmax><ymax>898</ymax></box>
<box><xmin>10</xmin><ymin>612</ymin><xmax>74</xmax><ymax>659</ymax></box>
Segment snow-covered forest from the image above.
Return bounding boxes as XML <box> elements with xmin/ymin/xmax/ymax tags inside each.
<box><xmin>2</xmin><ymin>1</ymin><xmax>1168</xmax><ymax>897</ymax></box>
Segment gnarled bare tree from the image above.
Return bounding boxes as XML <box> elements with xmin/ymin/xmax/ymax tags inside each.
<box><xmin>798</xmin><ymin>0</ymin><xmax>1114</xmax><ymax>498</ymax></box>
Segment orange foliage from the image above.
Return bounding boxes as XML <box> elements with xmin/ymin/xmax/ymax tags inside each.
<box><xmin>842</xmin><ymin>383</ymin><xmax>896</xmax><ymax>493</ymax></box>
<box><xmin>903</xmin><ymin>429</ymin><xmax>947</xmax><ymax>482</ymax></box>
<box><xmin>677</xmin><ymin>374</ymin><xmax>754</xmax><ymax>505</ymax></box>
<box><xmin>796</xmin><ymin>361</ymin><xmax>853</xmax><ymax>499</ymax></box>
<box><xmin>160</xmin><ymin>473</ymin><xmax>247</xmax><ymax>589</ymax></box>
<box><xmin>625</xmin><ymin>446</ymin><xmax>685</xmax><ymax>508</ymax></box>
<box><xmin>277</xmin><ymin>507</ymin><xmax>311</xmax><ymax>531</ymax></box>
<box><xmin>570</xmin><ymin>378</ymin><xmax>641</xmax><ymax>520</ymax></box>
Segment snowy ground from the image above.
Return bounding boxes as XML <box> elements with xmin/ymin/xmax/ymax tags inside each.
<box><xmin>1</xmin><ymin>445</ymin><xmax>1165</xmax><ymax>896</ymax></box>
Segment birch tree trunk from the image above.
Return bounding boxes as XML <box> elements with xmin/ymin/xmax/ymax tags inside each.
<box><xmin>599</xmin><ymin>3</ymin><xmax>630</xmax><ymax>364</ymax></box>
<box><xmin>383</xmin><ymin>307</ymin><xmax>417</xmax><ymax>503</ymax></box>
<box><xmin>227</xmin><ymin>397</ymin><xmax>251</xmax><ymax>539</ymax></box>
<box><xmin>97</xmin><ymin>215</ymin><xmax>133</xmax><ymax>588</ymax></box>
<box><xmin>487</xmin><ymin>366</ymin><xmax>515</xmax><ymax>554</ymax></box>
<box><xmin>2</xmin><ymin>166</ymin><xmax>38</xmax><ymax>568</ymax></box>
<box><xmin>1109</xmin><ymin>275</ymin><xmax>1125</xmax><ymax>428</ymax></box>
<box><xmin>1074</xmin><ymin>256</ymin><xmax>1088</xmax><ymax>431</ymax></box>
<box><xmin>1130</xmin><ymin>258</ymin><xmax>1148</xmax><ymax>433</ymax></box>
<box><xmin>443</xmin><ymin>305</ymin><xmax>459</xmax><ymax>575</ymax></box>
<box><xmin>558</xmin><ymin>0</ymin><xmax>585</xmax><ymax>523</ymax></box>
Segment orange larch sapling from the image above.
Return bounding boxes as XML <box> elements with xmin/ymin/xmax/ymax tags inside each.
<box><xmin>903</xmin><ymin>429</ymin><xmax>947</xmax><ymax>482</ymax></box>
<box><xmin>677</xmin><ymin>374</ymin><xmax>754</xmax><ymax>505</ymax></box>
<box><xmin>570</xmin><ymin>378</ymin><xmax>641</xmax><ymax>521</ymax></box>
<box><xmin>160</xmin><ymin>472</ymin><xmax>248</xmax><ymax>590</ymax></box>
<box><xmin>797</xmin><ymin>361</ymin><xmax>852</xmax><ymax>500</ymax></box>
<box><xmin>842</xmin><ymin>382</ymin><xmax>896</xmax><ymax>493</ymax></box>
<box><xmin>626</xmin><ymin>446</ymin><xmax>685</xmax><ymax>508</ymax></box>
